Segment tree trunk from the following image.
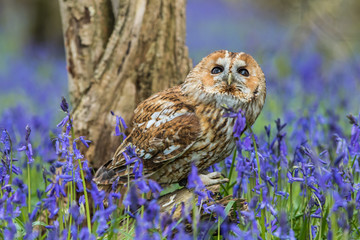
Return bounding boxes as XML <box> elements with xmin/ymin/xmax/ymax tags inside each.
<box><xmin>58</xmin><ymin>0</ymin><xmax>192</xmax><ymax>169</ymax></box>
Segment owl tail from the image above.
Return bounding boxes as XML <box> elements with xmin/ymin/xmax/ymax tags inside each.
<box><xmin>93</xmin><ymin>159</ymin><xmax>116</xmax><ymax>186</ymax></box>
<box><xmin>93</xmin><ymin>157</ymin><xmax>134</xmax><ymax>193</ymax></box>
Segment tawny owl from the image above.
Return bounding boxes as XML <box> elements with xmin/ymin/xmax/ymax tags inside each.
<box><xmin>94</xmin><ymin>50</ymin><xmax>266</xmax><ymax>189</ymax></box>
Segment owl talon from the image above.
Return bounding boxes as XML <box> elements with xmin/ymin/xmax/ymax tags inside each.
<box><xmin>199</xmin><ymin>172</ymin><xmax>229</xmax><ymax>186</ymax></box>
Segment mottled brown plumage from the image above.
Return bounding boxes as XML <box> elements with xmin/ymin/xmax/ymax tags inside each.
<box><xmin>94</xmin><ymin>50</ymin><xmax>266</xmax><ymax>189</ymax></box>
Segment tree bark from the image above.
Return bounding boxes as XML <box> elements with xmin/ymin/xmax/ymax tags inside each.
<box><xmin>58</xmin><ymin>0</ymin><xmax>192</xmax><ymax>169</ymax></box>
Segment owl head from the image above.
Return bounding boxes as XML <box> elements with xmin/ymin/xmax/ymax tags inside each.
<box><xmin>182</xmin><ymin>50</ymin><xmax>266</xmax><ymax>125</ymax></box>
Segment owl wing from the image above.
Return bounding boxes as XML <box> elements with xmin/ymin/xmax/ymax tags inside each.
<box><xmin>94</xmin><ymin>86</ymin><xmax>201</xmax><ymax>186</ymax></box>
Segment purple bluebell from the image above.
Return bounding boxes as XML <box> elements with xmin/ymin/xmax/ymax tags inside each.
<box><xmin>29</xmin><ymin>205</ymin><xmax>39</xmax><ymax>221</ymax></box>
<box><xmin>111</xmin><ymin>111</ymin><xmax>127</xmax><ymax>138</ymax></box>
<box><xmin>72</xmin><ymin>140</ymin><xmax>84</xmax><ymax>159</ymax></box>
<box><xmin>42</xmin><ymin>196</ymin><xmax>59</xmax><ymax>219</ymax></box>
<box><xmin>69</xmin><ymin>203</ymin><xmax>84</xmax><ymax>225</ymax></box>
<box><xmin>272</xmin><ymin>212</ymin><xmax>295</xmax><ymax>239</ymax></box>
<box><xmin>77</xmin><ymin>136</ymin><xmax>91</xmax><ymax>148</ymax></box>
<box><xmin>1</xmin><ymin>129</ymin><xmax>11</xmax><ymax>155</ymax></box>
<box><xmin>173</xmin><ymin>223</ymin><xmax>192</xmax><ymax>240</ymax></box>
<box><xmin>92</xmin><ymin>203</ymin><xmax>118</xmax><ymax>236</ymax></box>
<box><xmin>45</xmin><ymin>220</ymin><xmax>59</xmax><ymax>239</ymax></box>
<box><xmin>287</xmin><ymin>171</ymin><xmax>304</xmax><ymax>183</ymax></box>
<box><xmin>24</xmin><ymin>221</ymin><xmax>38</xmax><ymax>240</ymax></box>
<box><xmin>60</xmin><ymin>96</ymin><xmax>69</xmax><ymax>113</ymax></box>
<box><xmin>207</xmin><ymin>204</ymin><xmax>226</xmax><ymax>219</ymax></box>
<box><xmin>135</xmin><ymin>178</ymin><xmax>150</xmax><ymax>193</ymax></box>
<box><xmin>223</xmin><ymin>108</ymin><xmax>246</xmax><ymax>138</ymax></box>
<box><xmin>123</xmin><ymin>184</ymin><xmax>146</xmax><ymax>212</ymax></box>
<box><xmin>187</xmin><ymin>164</ymin><xmax>208</xmax><ymax>204</ymax></box>
<box><xmin>17</xmin><ymin>125</ymin><xmax>35</xmax><ymax>164</ymax></box>
<box><xmin>56</xmin><ymin>114</ymin><xmax>69</xmax><ymax>128</ymax></box>
<box><xmin>148</xmin><ymin>179</ymin><xmax>162</xmax><ymax>198</ymax></box>
<box><xmin>311</xmin><ymin>208</ymin><xmax>322</xmax><ymax>218</ymax></box>
<box><xmin>78</xmin><ymin>227</ymin><xmax>96</xmax><ymax>240</ymax></box>
<box><xmin>187</xmin><ymin>164</ymin><xmax>204</xmax><ymax>189</ymax></box>
<box><xmin>45</xmin><ymin>175</ymin><xmax>69</xmax><ymax>197</ymax></box>
<box><xmin>90</xmin><ymin>182</ymin><xmax>105</xmax><ymax>210</ymax></box>
<box><xmin>4</xmin><ymin>218</ymin><xmax>16</xmax><ymax>240</ymax></box>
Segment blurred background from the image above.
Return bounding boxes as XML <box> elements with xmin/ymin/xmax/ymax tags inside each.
<box><xmin>0</xmin><ymin>0</ymin><xmax>359</xmax><ymax>148</ymax></box>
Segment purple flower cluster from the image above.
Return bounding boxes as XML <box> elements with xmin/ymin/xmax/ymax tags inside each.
<box><xmin>217</xmin><ymin>108</ymin><xmax>360</xmax><ymax>239</ymax></box>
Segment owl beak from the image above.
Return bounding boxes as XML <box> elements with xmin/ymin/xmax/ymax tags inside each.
<box><xmin>227</xmin><ymin>73</ymin><xmax>233</xmax><ymax>85</ymax></box>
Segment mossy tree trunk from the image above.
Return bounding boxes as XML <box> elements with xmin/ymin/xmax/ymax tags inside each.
<box><xmin>58</xmin><ymin>0</ymin><xmax>192</xmax><ymax>169</ymax></box>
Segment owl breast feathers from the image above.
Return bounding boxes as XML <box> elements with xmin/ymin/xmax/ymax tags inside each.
<box><xmin>94</xmin><ymin>50</ymin><xmax>266</xmax><ymax>188</ymax></box>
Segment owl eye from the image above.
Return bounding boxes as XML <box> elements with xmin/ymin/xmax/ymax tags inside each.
<box><xmin>211</xmin><ymin>66</ymin><xmax>223</xmax><ymax>74</ymax></box>
<box><xmin>238</xmin><ymin>68</ymin><xmax>249</xmax><ymax>77</ymax></box>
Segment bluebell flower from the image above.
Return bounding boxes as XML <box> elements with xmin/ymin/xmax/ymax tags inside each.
<box><xmin>45</xmin><ymin>220</ymin><xmax>59</xmax><ymax>239</ymax></box>
<box><xmin>25</xmin><ymin>124</ymin><xmax>31</xmax><ymax>142</ymax></box>
<box><xmin>90</xmin><ymin>182</ymin><xmax>105</xmax><ymax>210</ymax></box>
<box><xmin>187</xmin><ymin>164</ymin><xmax>208</xmax><ymax>204</ymax></box>
<box><xmin>71</xmin><ymin>225</ymin><xmax>78</xmax><ymax>240</ymax></box>
<box><xmin>287</xmin><ymin>171</ymin><xmax>304</xmax><ymax>183</ymax></box>
<box><xmin>173</xmin><ymin>223</ymin><xmax>192</xmax><ymax>240</ymax></box>
<box><xmin>311</xmin><ymin>225</ymin><xmax>318</xmax><ymax>238</ymax></box>
<box><xmin>111</xmin><ymin>176</ymin><xmax>120</xmax><ymax>192</ymax></box>
<box><xmin>187</xmin><ymin>164</ymin><xmax>204</xmax><ymax>189</ymax></box>
<box><xmin>77</xmin><ymin>136</ymin><xmax>91</xmax><ymax>148</ymax></box>
<box><xmin>24</xmin><ymin>221</ymin><xmax>38</xmax><ymax>240</ymax></box>
<box><xmin>1</xmin><ymin>129</ymin><xmax>11</xmax><ymax>155</ymax></box>
<box><xmin>148</xmin><ymin>179</ymin><xmax>162</xmax><ymax>198</ymax></box>
<box><xmin>111</xmin><ymin>111</ymin><xmax>127</xmax><ymax>138</ymax></box>
<box><xmin>72</xmin><ymin>140</ymin><xmax>83</xmax><ymax>160</ymax></box>
<box><xmin>273</xmin><ymin>212</ymin><xmax>295</xmax><ymax>239</ymax></box>
<box><xmin>207</xmin><ymin>204</ymin><xmax>226</xmax><ymax>219</ymax></box>
<box><xmin>135</xmin><ymin>178</ymin><xmax>150</xmax><ymax>193</ymax></box>
<box><xmin>332</xmin><ymin>191</ymin><xmax>347</xmax><ymax>212</ymax></box>
<box><xmin>78</xmin><ymin>227</ymin><xmax>95</xmax><ymax>240</ymax></box>
<box><xmin>12</xmin><ymin>188</ymin><xmax>27</xmax><ymax>206</ymax></box>
<box><xmin>311</xmin><ymin>208</ymin><xmax>322</xmax><ymax>218</ymax></box>
<box><xmin>327</xmin><ymin>230</ymin><xmax>333</xmax><ymax>240</ymax></box>
<box><xmin>17</xmin><ymin>125</ymin><xmax>35</xmax><ymax>164</ymax></box>
<box><xmin>45</xmin><ymin>175</ymin><xmax>69</xmax><ymax>198</ymax></box>
<box><xmin>144</xmin><ymin>199</ymin><xmax>160</xmax><ymax>223</ymax></box>
<box><xmin>160</xmin><ymin>213</ymin><xmax>177</xmax><ymax>237</ymax></box>
<box><xmin>92</xmin><ymin>203</ymin><xmax>117</xmax><ymax>236</ymax></box>
<box><xmin>60</xmin><ymin>96</ymin><xmax>69</xmax><ymax>113</ymax></box>
<box><xmin>43</xmin><ymin>196</ymin><xmax>59</xmax><ymax>219</ymax></box>
<box><xmin>4</xmin><ymin>218</ymin><xmax>16</xmax><ymax>240</ymax></box>
<box><xmin>223</xmin><ymin>108</ymin><xmax>246</xmax><ymax>138</ymax></box>
<box><xmin>29</xmin><ymin>205</ymin><xmax>39</xmax><ymax>221</ymax></box>
<box><xmin>56</xmin><ymin>114</ymin><xmax>69</xmax><ymax>128</ymax></box>
<box><xmin>69</xmin><ymin>203</ymin><xmax>84</xmax><ymax>225</ymax></box>
<box><xmin>123</xmin><ymin>184</ymin><xmax>146</xmax><ymax>212</ymax></box>
<box><xmin>79</xmin><ymin>195</ymin><xmax>85</xmax><ymax>205</ymax></box>
<box><xmin>133</xmin><ymin>158</ymin><xmax>144</xmax><ymax>179</ymax></box>
<box><xmin>108</xmin><ymin>192</ymin><xmax>121</xmax><ymax>206</ymax></box>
